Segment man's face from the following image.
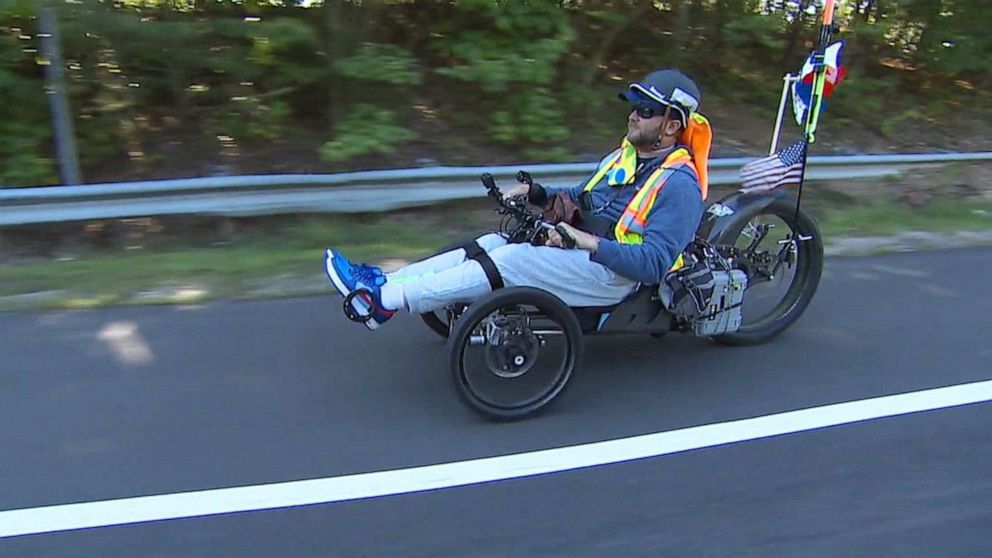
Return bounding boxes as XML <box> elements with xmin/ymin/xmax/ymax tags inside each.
<box><xmin>626</xmin><ymin>105</ymin><xmax>667</xmax><ymax>148</ymax></box>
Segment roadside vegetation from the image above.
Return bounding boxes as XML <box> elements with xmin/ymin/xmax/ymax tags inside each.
<box><xmin>1</xmin><ymin>0</ymin><xmax>990</xmax><ymax>186</ymax></box>
<box><xmin>2</xmin><ymin>174</ymin><xmax>990</xmax><ymax>310</ymax></box>
<box><xmin>1</xmin><ymin>0</ymin><xmax>990</xmax><ymax>310</ymax></box>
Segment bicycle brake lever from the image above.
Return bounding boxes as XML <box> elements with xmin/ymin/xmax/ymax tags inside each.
<box><xmin>555</xmin><ymin>224</ymin><xmax>577</xmax><ymax>249</ymax></box>
<box><xmin>480</xmin><ymin>173</ymin><xmax>499</xmax><ymax>198</ymax></box>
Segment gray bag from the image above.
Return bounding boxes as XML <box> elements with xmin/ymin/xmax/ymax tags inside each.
<box><xmin>659</xmin><ymin>240</ymin><xmax>748</xmax><ymax>336</ymax></box>
<box><xmin>663</xmin><ymin>257</ymin><xmax>716</xmax><ymax>320</ymax></box>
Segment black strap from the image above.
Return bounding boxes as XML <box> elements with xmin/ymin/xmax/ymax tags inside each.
<box><xmin>462</xmin><ymin>241</ymin><xmax>504</xmax><ymax>291</ymax></box>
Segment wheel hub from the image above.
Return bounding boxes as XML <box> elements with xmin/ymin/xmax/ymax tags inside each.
<box><xmin>485</xmin><ymin>326</ymin><xmax>540</xmax><ymax>379</ymax></box>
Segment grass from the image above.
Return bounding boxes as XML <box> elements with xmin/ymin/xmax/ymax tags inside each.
<box><xmin>0</xmin><ymin>212</ymin><xmax>459</xmax><ymax>309</ymax></box>
<box><xmin>818</xmin><ymin>201</ymin><xmax>992</xmax><ymax>237</ymax></box>
<box><xmin>2</xmin><ymin>196</ymin><xmax>991</xmax><ymax>311</ymax></box>
<box><xmin>0</xmin><ymin>248</ymin><xmax>315</xmax><ymax>295</ymax></box>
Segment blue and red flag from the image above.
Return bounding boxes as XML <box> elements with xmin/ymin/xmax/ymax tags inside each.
<box><xmin>793</xmin><ymin>41</ymin><xmax>846</xmax><ymax>127</ymax></box>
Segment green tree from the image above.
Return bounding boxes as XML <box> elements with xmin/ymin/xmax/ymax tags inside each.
<box><xmin>0</xmin><ymin>0</ymin><xmax>56</xmax><ymax>186</ymax></box>
<box><xmin>431</xmin><ymin>0</ymin><xmax>576</xmax><ymax>158</ymax></box>
<box><xmin>320</xmin><ymin>41</ymin><xmax>423</xmax><ymax>163</ymax></box>
<box><xmin>2</xmin><ymin>0</ymin><xmax>989</xmax><ymax>184</ymax></box>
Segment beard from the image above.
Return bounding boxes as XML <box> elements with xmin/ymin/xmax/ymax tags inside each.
<box><xmin>626</xmin><ymin>125</ymin><xmax>659</xmax><ymax>149</ymax></box>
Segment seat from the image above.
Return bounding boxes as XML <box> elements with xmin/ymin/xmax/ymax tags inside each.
<box><xmin>572</xmin><ymin>285</ymin><xmax>669</xmax><ymax>334</ymax></box>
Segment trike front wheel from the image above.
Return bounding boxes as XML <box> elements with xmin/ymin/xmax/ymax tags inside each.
<box><xmin>448</xmin><ymin>287</ymin><xmax>582</xmax><ymax>420</ymax></box>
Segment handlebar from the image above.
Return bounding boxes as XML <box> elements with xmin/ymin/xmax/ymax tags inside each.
<box><xmin>481</xmin><ymin>172</ymin><xmax>499</xmax><ymax>196</ymax></box>
<box><xmin>480</xmin><ymin>173</ymin><xmax>576</xmax><ymax>249</ymax></box>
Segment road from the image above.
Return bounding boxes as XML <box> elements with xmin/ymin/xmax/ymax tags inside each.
<box><xmin>1</xmin><ymin>248</ymin><xmax>991</xmax><ymax>556</ymax></box>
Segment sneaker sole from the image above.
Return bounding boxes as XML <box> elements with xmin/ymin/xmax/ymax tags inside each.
<box><xmin>324</xmin><ymin>250</ymin><xmax>351</xmax><ymax>297</ymax></box>
<box><xmin>325</xmin><ymin>250</ymin><xmax>380</xmax><ymax>331</ymax></box>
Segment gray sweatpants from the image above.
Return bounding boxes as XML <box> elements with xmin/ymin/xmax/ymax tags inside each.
<box><xmin>387</xmin><ymin>233</ymin><xmax>637</xmax><ymax>314</ymax></box>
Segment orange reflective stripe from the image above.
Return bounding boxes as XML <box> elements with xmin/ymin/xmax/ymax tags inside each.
<box><xmin>614</xmin><ymin>153</ymin><xmax>688</xmax><ymax>242</ymax></box>
<box><xmin>587</xmin><ymin>146</ymin><xmax>701</xmax><ymax>245</ymax></box>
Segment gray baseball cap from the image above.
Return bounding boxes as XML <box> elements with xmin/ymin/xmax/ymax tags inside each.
<box><xmin>619</xmin><ymin>69</ymin><xmax>701</xmax><ymax>126</ymax></box>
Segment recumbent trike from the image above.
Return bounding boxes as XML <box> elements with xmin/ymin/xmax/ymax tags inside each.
<box><xmin>412</xmin><ymin>171</ymin><xmax>822</xmax><ymax>420</ymax></box>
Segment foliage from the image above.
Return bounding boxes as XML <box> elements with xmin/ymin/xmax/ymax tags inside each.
<box><xmin>431</xmin><ymin>0</ymin><xmax>576</xmax><ymax>151</ymax></box>
<box><xmin>0</xmin><ymin>89</ymin><xmax>55</xmax><ymax>186</ymax></box>
<box><xmin>490</xmin><ymin>86</ymin><xmax>571</xmax><ymax>158</ymax></box>
<box><xmin>0</xmin><ymin>129</ymin><xmax>57</xmax><ymax>186</ymax></box>
<box><xmin>723</xmin><ymin>13</ymin><xmax>787</xmax><ymax>54</ymax></box>
<box><xmin>0</xmin><ymin>9</ymin><xmax>56</xmax><ymax>186</ymax></box>
<box><xmin>333</xmin><ymin>42</ymin><xmax>422</xmax><ymax>86</ymax></box>
<box><xmin>218</xmin><ymin>98</ymin><xmax>293</xmax><ymax>143</ymax></box>
<box><xmin>249</xmin><ymin>17</ymin><xmax>324</xmax><ymax>91</ymax></box>
<box><xmin>0</xmin><ymin>0</ymin><xmax>989</xmax><ymax>183</ymax></box>
<box><xmin>325</xmin><ymin>42</ymin><xmax>423</xmax><ymax>161</ymax></box>
<box><xmin>319</xmin><ymin>104</ymin><xmax>417</xmax><ymax>162</ymax></box>
<box><xmin>829</xmin><ymin>73</ymin><xmax>896</xmax><ymax>127</ymax></box>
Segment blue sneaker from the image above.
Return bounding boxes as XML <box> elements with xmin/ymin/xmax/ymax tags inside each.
<box><xmin>324</xmin><ymin>249</ymin><xmax>395</xmax><ymax>330</ymax></box>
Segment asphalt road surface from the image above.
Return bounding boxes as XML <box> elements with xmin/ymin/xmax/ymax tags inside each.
<box><xmin>1</xmin><ymin>248</ymin><xmax>991</xmax><ymax>556</ymax></box>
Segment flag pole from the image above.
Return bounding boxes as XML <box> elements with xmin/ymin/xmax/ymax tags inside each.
<box><xmin>792</xmin><ymin>0</ymin><xmax>837</xmax><ymax>231</ymax></box>
<box><xmin>805</xmin><ymin>0</ymin><xmax>836</xmax><ymax>144</ymax></box>
<box><xmin>770</xmin><ymin>73</ymin><xmax>798</xmax><ymax>155</ymax></box>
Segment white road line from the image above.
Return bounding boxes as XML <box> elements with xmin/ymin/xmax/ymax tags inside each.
<box><xmin>3</xmin><ymin>379</ymin><xmax>991</xmax><ymax>539</ymax></box>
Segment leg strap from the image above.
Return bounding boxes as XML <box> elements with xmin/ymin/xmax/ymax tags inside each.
<box><xmin>463</xmin><ymin>241</ymin><xmax>504</xmax><ymax>291</ymax></box>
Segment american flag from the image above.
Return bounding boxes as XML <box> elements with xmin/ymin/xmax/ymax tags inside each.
<box><xmin>739</xmin><ymin>140</ymin><xmax>808</xmax><ymax>192</ymax></box>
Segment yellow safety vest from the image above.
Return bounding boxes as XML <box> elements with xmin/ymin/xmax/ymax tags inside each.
<box><xmin>581</xmin><ymin>143</ymin><xmax>698</xmax><ymax>246</ymax></box>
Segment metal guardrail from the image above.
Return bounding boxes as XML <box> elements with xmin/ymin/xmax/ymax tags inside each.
<box><xmin>1</xmin><ymin>152</ymin><xmax>990</xmax><ymax>226</ymax></box>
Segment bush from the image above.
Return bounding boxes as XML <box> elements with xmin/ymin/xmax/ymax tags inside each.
<box><xmin>319</xmin><ymin>104</ymin><xmax>417</xmax><ymax>163</ymax></box>
<box><xmin>431</xmin><ymin>0</ymin><xmax>575</xmax><ymax>151</ymax></box>
<box><xmin>0</xmin><ymin>12</ymin><xmax>56</xmax><ymax>186</ymax></box>
<box><xmin>334</xmin><ymin>42</ymin><xmax>422</xmax><ymax>86</ymax></box>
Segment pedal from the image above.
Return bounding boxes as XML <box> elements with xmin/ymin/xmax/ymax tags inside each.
<box><xmin>343</xmin><ymin>289</ymin><xmax>376</xmax><ymax>323</ymax></box>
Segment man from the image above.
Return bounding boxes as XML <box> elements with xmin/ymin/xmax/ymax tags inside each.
<box><xmin>325</xmin><ymin>69</ymin><xmax>710</xmax><ymax>330</ymax></box>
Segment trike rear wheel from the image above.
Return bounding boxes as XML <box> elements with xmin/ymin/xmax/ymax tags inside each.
<box><xmin>712</xmin><ymin>197</ymin><xmax>823</xmax><ymax>346</ymax></box>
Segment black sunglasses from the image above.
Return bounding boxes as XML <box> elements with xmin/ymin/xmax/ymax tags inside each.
<box><xmin>632</xmin><ymin>105</ymin><xmax>667</xmax><ymax>119</ymax></box>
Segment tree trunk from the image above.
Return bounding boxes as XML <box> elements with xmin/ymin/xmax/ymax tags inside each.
<box><xmin>705</xmin><ymin>0</ymin><xmax>731</xmax><ymax>72</ymax></box>
<box><xmin>672</xmin><ymin>0</ymin><xmax>691</xmax><ymax>67</ymax></box>
<box><xmin>910</xmin><ymin>0</ymin><xmax>945</xmax><ymax>72</ymax></box>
